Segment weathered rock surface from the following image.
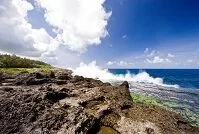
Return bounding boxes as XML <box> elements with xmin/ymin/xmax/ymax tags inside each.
<box><xmin>0</xmin><ymin>70</ymin><xmax>198</xmax><ymax>134</ymax></box>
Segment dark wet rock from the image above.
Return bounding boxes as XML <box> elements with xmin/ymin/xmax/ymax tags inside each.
<box><xmin>49</xmin><ymin>71</ymin><xmax>56</xmax><ymax>78</ymax></box>
<box><xmin>44</xmin><ymin>91</ymin><xmax>69</xmax><ymax>103</ymax></box>
<box><xmin>26</xmin><ymin>78</ymin><xmax>51</xmax><ymax>85</ymax></box>
<box><xmin>0</xmin><ymin>73</ymin><xmax>15</xmax><ymax>85</ymax></box>
<box><xmin>55</xmin><ymin>80</ymin><xmax>68</xmax><ymax>85</ymax></box>
<box><xmin>14</xmin><ymin>72</ymin><xmax>50</xmax><ymax>85</ymax></box>
<box><xmin>80</xmin><ymin>96</ymin><xmax>105</xmax><ymax>108</ymax></box>
<box><xmin>0</xmin><ymin>72</ymin><xmax>3</xmax><ymax>83</ymax></box>
<box><xmin>71</xmin><ymin>75</ymin><xmax>84</xmax><ymax>83</ymax></box>
<box><xmin>0</xmin><ymin>69</ymin><xmax>198</xmax><ymax>134</ymax></box>
<box><xmin>55</xmin><ymin>70</ymin><xmax>72</xmax><ymax>80</ymax></box>
<box><xmin>145</xmin><ymin>127</ymin><xmax>155</xmax><ymax>134</ymax></box>
<box><xmin>120</xmin><ymin>81</ymin><xmax>129</xmax><ymax>88</ymax></box>
<box><xmin>71</xmin><ymin>76</ymin><xmax>107</xmax><ymax>89</ymax></box>
<box><xmin>0</xmin><ymin>87</ymin><xmax>13</xmax><ymax>92</ymax></box>
<box><xmin>75</xmin><ymin>114</ymin><xmax>98</xmax><ymax>134</ymax></box>
<box><xmin>3</xmin><ymin>78</ymin><xmax>15</xmax><ymax>83</ymax></box>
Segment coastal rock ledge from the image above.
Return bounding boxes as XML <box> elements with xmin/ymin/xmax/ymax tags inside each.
<box><xmin>0</xmin><ymin>70</ymin><xmax>198</xmax><ymax>134</ymax></box>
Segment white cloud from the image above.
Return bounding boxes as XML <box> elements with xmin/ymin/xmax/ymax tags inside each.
<box><xmin>168</xmin><ymin>53</ymin><xmax>174</xmax><ymax>58</ymax></box>
<box><xmin>0</xmin><ymin>0</ymin><xmax>57</xmax><ymax>57</ymax></box>
<box><xmin>146</xmin><ymin>56</ymin><xmax>171</xmax><ymax>64</ymax></box>
<box><xmin>107</xmin><ymin>61</ymin><xmax>114</xmax><ymax>65</ymax></box>
<box><xmin>36</xmin><ymin>0</ymin><xmax>111</xmax><ymax>52</ymax></box>
<box><xmin>107</xmin><ymin>60</ymin><xmax>134</xmax><ymax>67</ymax></box>
<box><xmin>144</xmin><ymin>48</ymin><xmax>157</xmax><ymax>57</ymax></box>
<box><xmin>0</xmin><ymin>0</ymin><xmax>112</xmax><ymax>67</ymax></box>
<box><xmin>118</xmin><ymin>61</ymin><xmax>128</xmax><ymax>66</ymax></box>
<box><xmin>143</xmin><ymin>49</ymin><xmax>174</xmax><ymax>64</ymax></box>
<box><xmin>187</xmin><ymin>59</ymin><xmax>193</xmax><ymax>63</ymax></box>
<box><xmin>129</xmin><ymin>62</ymin><xmax>134</xmax><ymax>65</ymax></box>
<box><xmin>147</xmin><ymin>50</ymin><xmax>156</xmax><ymax>57</ymax></box>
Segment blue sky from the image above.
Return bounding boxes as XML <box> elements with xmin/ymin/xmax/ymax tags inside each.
<box><xmin>83</xmin><ymin>0</ymin><xmax>199</xmax><ymax>68</ymax></box>
<box><xmin>0</xmin><ymin>0</ymin><xmax>199</xmax><ymax>68</ymax></box>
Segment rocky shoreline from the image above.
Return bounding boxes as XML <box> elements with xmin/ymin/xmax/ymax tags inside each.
<box><xmin>0</xmin><ymin>69</ymin><xmax>199</xmax><ymax>134</ymax></box>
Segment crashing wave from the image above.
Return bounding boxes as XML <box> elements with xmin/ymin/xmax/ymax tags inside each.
<box><xmin>72</xmin><ymin>61</ymin><xmax>179</xmax><ymax>88</ymax></box>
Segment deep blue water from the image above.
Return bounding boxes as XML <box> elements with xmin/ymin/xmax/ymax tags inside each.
<box><xmin>109</xmin><ymin>69</ymin><xmax>199</xmax><ymax>90</ymax></box>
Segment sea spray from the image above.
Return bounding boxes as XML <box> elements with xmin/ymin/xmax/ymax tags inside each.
<box><xmin>72</xmin><ymin>61</ymin><xmax>179</xmax><ymax>88</ymax></box>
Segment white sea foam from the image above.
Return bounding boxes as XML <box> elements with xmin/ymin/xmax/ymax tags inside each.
<box><xmin>72</xmin><ymin>61</ymin><xmax>179</xmax><ymax>88</ymax></box>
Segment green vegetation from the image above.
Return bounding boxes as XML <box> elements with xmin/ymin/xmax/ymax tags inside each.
<box><xmin>131</xmin><ymin>93</ymin><xmax>161</xmax><ymax>106</ymax></box>
<box><xmin>0</xmin><ymin>68</ymin><xmax>53</xmax><ymax>75</ymax></box>
<box><xmin>0</xmin><ymin>54</ymin><xmax>53</xmax><ymax>75</ymax></box>
<box><xmin>0</xmin><ymin>54</ymin><xmax>51</xmax><ymax>68</ymax></box>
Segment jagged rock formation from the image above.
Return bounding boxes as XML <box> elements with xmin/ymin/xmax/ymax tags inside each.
<box><xmin>0</xmin><ymin>70</ymin><xmax>198</xmax><ymax>134</ymax></box>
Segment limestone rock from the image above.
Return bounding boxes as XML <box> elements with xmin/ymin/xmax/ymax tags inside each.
<box><xmin>0</xmin><ymin>69</ymin><xmax>198</xmax><ymax>134</ymax></box>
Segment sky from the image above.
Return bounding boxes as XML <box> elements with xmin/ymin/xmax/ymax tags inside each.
<box><xmin>0</xmin><ymin>0</ymin><xmax>199</xmax><ymax>69</ymax></box>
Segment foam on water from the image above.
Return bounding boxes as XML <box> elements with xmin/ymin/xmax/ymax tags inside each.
<box><xmin>72</xmin><ymin>61</ymin><xmax>179</xmax><ymax>88</ymax></box>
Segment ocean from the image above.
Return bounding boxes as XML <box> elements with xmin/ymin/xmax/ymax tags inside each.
<box><xmin>109</xmin><ymin>69</ymin><xmax>199</xmax><ymax>89</ymax></box>
<box><xmin>109</xmin><ymin>69</ymin><xmax>199</xmax><ymax>125</ymax></box>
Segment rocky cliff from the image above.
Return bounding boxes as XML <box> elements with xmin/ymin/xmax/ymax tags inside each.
<box><xmin>0</xmin><ymin>69</ymin><xmax>198</xmax><ymax>134</ymax></box>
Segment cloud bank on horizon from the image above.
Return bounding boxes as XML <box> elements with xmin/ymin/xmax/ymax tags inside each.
<box><xmin>0</xmin><ymin>0</ymin><xmax>199</xmax><ymax>68</ymax></box>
